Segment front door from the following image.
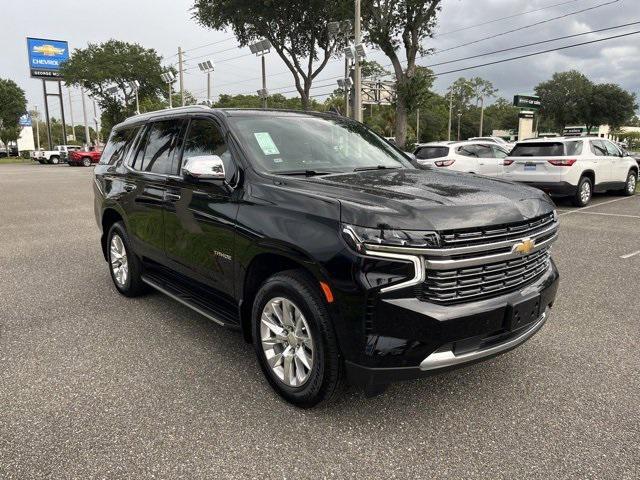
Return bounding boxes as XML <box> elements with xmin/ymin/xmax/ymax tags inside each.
<box><xmin>163</xmin><ymin>116</ymin><xmax>239</xmax><ymax>300</ymax></box>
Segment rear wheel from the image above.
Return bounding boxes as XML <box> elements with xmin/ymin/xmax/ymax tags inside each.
<box><xmin>572</xmin><ymin>176</ymin><xmax>592</xmax><ymax>207</ymax></box>
<box><xmin>49</xmin><ymin>155</ymin><xmax>59</xmax><ymax>165</ymax></box>
<box><xmin>620</xmin><ymin>170</ymin><xmax>637</xmax><ymax>196</ymax></box>
<box><xmin>107</xmin><ymin>222</ymin><xmax>147</xmax><ymax>297</ymax></box>
<box><xmin>252</xmin><ymin>270</ymin><xmax>342</xmax><ymax>408</ymax></box>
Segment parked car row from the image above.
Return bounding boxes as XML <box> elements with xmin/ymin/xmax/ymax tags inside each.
<box><xmin>414</xmin><ymin>136</ymin><xmax>638</xmax><ymax>206</ymax></box>
<box><xmin>30</xmin><ymin>145</ymin><xmax>102</xmax><ymax>166</ymax></box>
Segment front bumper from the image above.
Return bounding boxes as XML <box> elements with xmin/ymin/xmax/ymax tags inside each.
<box><xmin>344</xmin><ymin>260</ymin><xmax>559</xmax><ymax>388</ymax></box>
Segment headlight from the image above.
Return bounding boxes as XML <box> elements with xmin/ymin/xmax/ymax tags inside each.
<box><xmin>342</xmin><ymin>224</ymin><xmax>439</xmax><ymax>251</ymax></box>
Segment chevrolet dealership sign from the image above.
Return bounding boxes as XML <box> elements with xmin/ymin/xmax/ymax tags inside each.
<box><xmin>27</xmin><ymin>37</ymin><xmax>69</xmax><ymax>78</ymax></box>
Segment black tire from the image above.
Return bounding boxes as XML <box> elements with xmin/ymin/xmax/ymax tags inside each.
<box><xmin>38</xmin><ymin>160</ymin><xmax>45</xmax><ymax>165</ymax></box>
<box><xmin>106</xmin><ymin>222</ymin><xmax>147</xmax><ymax>297</ymax></box>
<box><xmin>82</xmin><ymin>157</ymin><xmax>92</xmax><ymax>167</ymax></box>
<box><xmin>50</xmin><ymin>155</ymin><xmax>60</xmax><ymax>165</ymax></box>
<box><xmin>572</xmin><ymin>176</ymin><xmax>592</xmax><ymax>207</ymax></box>
<box><xmin>252</xmin><ymin>270</ymin><xmax>342</xmax><ymax>408</ymax></box>
<box><xmin>620</xmin><ymin>170</ymin><xmax>637</xmax><ymax>196</ymax></box>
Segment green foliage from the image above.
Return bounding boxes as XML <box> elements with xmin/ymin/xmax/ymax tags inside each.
<box><xmin>362</xmin><ymin>0</ymin><xmax>442</xmax><ymax>148</ymax></box>
<box><xmin>535</xmin><ymin>70</ymin><xmax>637</xmax><ymax>131</ymax></box>
<box><xmin>0</xmin><ymin>78</ymin><xmax>28</xmax><ymax>152</ymax></box>
<box><xmin>396</xmin><ymin>66</ymin><xmax>435</xmax><ymax>114</ymax></box>
<box><xmin>60</xmin><ymin>40</ymin><xmax>169</xmax><ymax>133</ymax></box>
<box><xmin>361</xmin><ymin>60</ymin><xmax>390</xmax><ymax>79</ymax></box>
<box><xmin>618</xmin><ymin>131</ymin><xmax>640</xmax><ymax>150</ymax></box>
<box><xmin>193</xmin><ymin>0</ymin><xmax>350</xmax><ymax>108</ymax></box>
<box><xmin>215</xmin><ymin>93</ymin><xmax>323</xmax><ymax>110</ymax></box>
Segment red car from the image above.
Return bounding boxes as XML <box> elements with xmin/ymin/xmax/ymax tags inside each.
<box><xmin>68</xmin><ymin>148</ymin><xmax>102</xmax><ymax>167</ymax></box>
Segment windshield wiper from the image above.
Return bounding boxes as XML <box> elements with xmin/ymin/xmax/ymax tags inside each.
<box><xmin>276</xmin><ymin>170</ymin><xmax>334</xmax><ymax>177</ymax></box>
<box><xmin>353</xmin><ymin>165</ymin><xmax>401</xmax><ymax>172</ymax></box>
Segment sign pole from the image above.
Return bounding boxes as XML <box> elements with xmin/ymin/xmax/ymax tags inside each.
<box><xmin>67</xmin><ymin>87</ymin><xmax>76</xmax><ymax>141</ymax></box>
<box><xmin>81</xmin><ymin>88</ymin><xmax>90</xmax><ymax>147</ymax></box>
<box><xmin>42</xmin><ymin>80</ymin><xmax>53</xmax><ymax>150</ymax></box>
<box><xmin>58</xmin><ymin>81</ymin><xmax>67</xmax><ymax>144</ymax></box>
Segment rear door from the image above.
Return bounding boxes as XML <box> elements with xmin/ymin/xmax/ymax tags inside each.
<box><xmin>589</xmin><ymin>140</ymin><xmax>611</xmax><ymax>184</ymax></box>
<box><xmin>475</xmin><ymin>143</ymin><xmax>500</xmax><ymax>176</ymax></box>
<box><xmin>124</xmin><ymin>118</ymin><xmax>184</xmax><ymax>262</ymax></box>
<box><xmin>490</xmin><ymin>145</ymin><xmax>509</xmax><ymax>177</ymax></box>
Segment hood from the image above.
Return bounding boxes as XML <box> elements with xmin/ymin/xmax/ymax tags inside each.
<box><xmin>285</xmin><ymin>168</ymin><xmax>555</xmax><ymax>231</ymax></box>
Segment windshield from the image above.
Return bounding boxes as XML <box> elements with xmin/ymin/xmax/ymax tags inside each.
<box><xmin>229</xmin><ymin>115</ymin><xmax>412</xmax><ymax>174</ymax></box>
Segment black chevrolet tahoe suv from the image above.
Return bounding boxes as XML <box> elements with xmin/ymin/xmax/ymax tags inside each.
<box><xmin>94</xmin><ymin>106</ymin><xmax>560</xmax><ymax>407</ymax></box>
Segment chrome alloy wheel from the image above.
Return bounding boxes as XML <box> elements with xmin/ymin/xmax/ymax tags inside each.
<box><xmin>627</xmin><ymin>173</ymin><xmax>637</xmax><ymax>194</ymax></box>
<box><xmin>580</xmin><ymin>181</ymin><xmax>591</xmax><ymax>204</ymax></box>
<box><xmin>260</xmin><ymin>297</ymin><xmax>314</xmax><ymax>387</ymax></box>
<box><xmin>110</xmin><ymin>234</ymin><xmax>129</xmax><ymax>287</ymax></box>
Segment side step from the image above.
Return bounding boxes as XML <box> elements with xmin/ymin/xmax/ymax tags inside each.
<box><xmin>142</xmin><ymin>275</ymin><xmax>233</xmax><ymax>327</ymax></box>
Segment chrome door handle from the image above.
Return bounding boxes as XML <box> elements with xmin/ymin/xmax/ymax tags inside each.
<box><xmin>165</xmin><ymin>192</ymin><xmax>181</xmax><ymax>201</ymax></box>
<box><xmin>124</xmin><ymin>184</ymin><xmax>136</xmax><ymax>192</ymax></box>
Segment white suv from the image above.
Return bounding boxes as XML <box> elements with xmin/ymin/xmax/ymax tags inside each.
<box><xmin>414</xmin><ymin>141</ymin><xmax>509</xmax><ymax>176</ymax></box>
<box><xmin>503</xmin><ymin>137</ymin><xmax>638</xmax><ymax>206</ymax></box>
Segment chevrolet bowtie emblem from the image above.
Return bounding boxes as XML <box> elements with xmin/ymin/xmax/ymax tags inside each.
<box><xmin>513</xmin><ymin>238</ymin><xmax>535</xmax><ymax>255</ymax></box>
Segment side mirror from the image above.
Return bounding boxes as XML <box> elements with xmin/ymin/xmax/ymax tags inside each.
<box><xmin>182</xmin><ymin>155</ymin><xmax>225</xmax><ymax>181</ymax></box>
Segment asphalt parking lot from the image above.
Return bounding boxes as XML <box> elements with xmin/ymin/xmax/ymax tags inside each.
<box><xmin>0</xmin><ymin>163</ymin><xmax>638</xmax><ymax>479</ymax></box>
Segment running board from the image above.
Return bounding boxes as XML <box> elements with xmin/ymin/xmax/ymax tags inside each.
<box><xmin>142</xmin><ymin>275</ymin><xmax>227</xmax><ymax>327</ymax></box>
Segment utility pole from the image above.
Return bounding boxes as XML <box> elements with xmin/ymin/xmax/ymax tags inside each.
<box><xmin>92</xmin><ymin>98</ymin><xmax>100</xmax><ymax>147</ymax></box>
<box><xmin>447</xmin><ymin>89</ymin><xmax>453</xmax><ymax>141</ymax></box>
<box><xmin>344</xmin><ymin>57</ymin><xmax>350</xmax><ymax>117</ymax></box>
<box><xmin>34</xmin><ymin>106</ymin><xmax>40</xmax><ymax>150</ymax></box>
<box><xmin>67</xmin><ymin>87</ymin><xmax>76</xmax><ymax>141</ymax></box>
<box><xmin>353</xmin><ymin>0</ymin><xmax>362</xmax><ymax>122</ymax></box>
<box><xmin>261</xmin><ymin>55</ymin><xmax>267</xmax><ymax>109</ymax></box>
<box><xmin>178</xmin><ymin>46</ymin><xmax>185</xmax><ymax>106</ymax></box>
<box><xmin>416</xmin><ymin>109</ymin><xmax>420</xmax><ymax>144</ymax></box>
<box><xmin>457</xmin><ymin>111</ymin><xmax>462</xmax><ymax>141</ymax></box>
<box><xmin>207</xmin><ymin>70</ymin><xmax>212</xmax><ymax>103</ymax></box>
<box><xmin>81</xmin><ymin>88</ymin><xmax>90</xmax><ymax>148</ymax></box>
<box><xmin>479</xmin><ymin>96</ymin><xmax>485</xmax><ymax>137</ymax></box>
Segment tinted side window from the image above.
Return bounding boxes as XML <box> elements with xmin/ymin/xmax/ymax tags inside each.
<box><xmin>140</xmin><ymin>120</ymin><xmax>182</xmax><ymax>174</ymax></box>
<box><xmin>99</xmin><ymin>127</ymin><xmax>140</xmax><ymax>165</ymax></box>
<box><xmin>491</xmin><ymin>146</ymin><xmax>508</xmax><ymax>158</ymax></box>
<box><xmin>565</xmin><ymin>141</ymin><xmax>583</xmax><ymax>156</ymax></box>
<box><xmin>180</xmin><ymin>119</ymin><xmax>232</xmax><ymax>174</ymax></box>
<box><xmin>603</xmin><ymin>141</ymin><xmax>621</xmax><ymax>157</ymax></box>
<box><xmin>475</xmin><ymin>145</ymin><xmax>495</xmax><ymax>158</ymax></box>
<box><xmin>415</xmin><ymin>146</ymin><xmax>448</xmax><ymax>159</ymax></box>
<box><xmin>457</xmin><ymin>145</ymin><xmax>478</xmax><ymax>157</ymax></box>
<box><xmin>590</xmin><ymin>140</ymin><xmax>608</xmax><ymax>156</ymax></box>
<box><xmin>130</xmin><ymin>126</ymin><xmax>150</xmax><ymax>170</ymax></box>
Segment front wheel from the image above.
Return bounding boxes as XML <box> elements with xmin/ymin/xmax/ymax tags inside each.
<box><xmin>572</xmin><ymin>176</ymin><xmax>592</xmax><ymax>207</ymax></box>
<box><xmin>82</xmin><ymin>157</ymin><xmax>92</xmax><ymax>167</ymax></box>
<box><xmin>252</xmin><ymin>270</ymin><xmax>342</xmax><ymax>408</ymax></box>
<box><xmin>620</xmin><ymin>170</ymin><xmax>637</xmax><ymax>196</ymax></box>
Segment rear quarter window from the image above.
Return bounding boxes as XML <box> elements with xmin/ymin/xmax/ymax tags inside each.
<box><xmin>565</xmin><ymin>141</ymin><xmax>583</xmax><ymax>156</ymax></box>
<box><xmin>415</xmin><ymin>146</ymin><xmax>449</xmax><ymax>159</ymax></box>
<box><xmin>510</xmin><ymin>143</ymin><xmax>564</xmax><ymax>157</ymax></box>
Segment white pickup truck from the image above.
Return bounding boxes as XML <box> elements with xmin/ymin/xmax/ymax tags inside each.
<box><xmin>31</xmin><ymin>145</ymin><xmax>81</xmax><ymax>164</ymax></box>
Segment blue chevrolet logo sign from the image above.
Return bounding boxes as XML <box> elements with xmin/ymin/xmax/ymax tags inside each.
<box><xmin>27</xmin><ymin>37</ymin><xmax>70</xmax><ymax>79</ymax></box>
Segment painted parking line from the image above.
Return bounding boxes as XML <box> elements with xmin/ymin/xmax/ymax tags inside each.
<box><xmin>558</xmin><ymin>196</ymin><xmax>638</xmax><ymax>216</ymax></box>
<box><xmin>571</xmin><ymin>211</ymin><xmax>640</xmax><ymax>219</ymax></box>
<box><xmin>620</xmin><ymin>250</ymin><xmax>640</xmax><ymax>259</ymax></box>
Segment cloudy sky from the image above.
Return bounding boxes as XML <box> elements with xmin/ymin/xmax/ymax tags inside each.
<box><xmin>1</xmin><ymin>0</ymin><xmax>639</xmax><ymax>123</ymax></box>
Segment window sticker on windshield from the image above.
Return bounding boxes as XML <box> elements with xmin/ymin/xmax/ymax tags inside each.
<box><xmin>254</xmin><ymin>132</ymin><xmax>280</xmax><ymax>155</ymax></box>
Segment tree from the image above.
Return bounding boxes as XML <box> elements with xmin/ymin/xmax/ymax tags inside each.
<box><xmin>535</xmin><ymin>70</ymin><xmax>592</xmax><ymax>131</ymax></box>
<box><xmin>584</xmin><ymin>83</ymin><xmax>637</xmax><ymax>131</ymax></box>
<box><xmin>193</xmin><ymin>0</ymin><xmax>350</xmax><ymax>110</ymax></box>
<box><xmin>363</xmin><ymin>0</ymin><xmax>442</xmax><ymax>148</ymax></box>
<box><xmin>0</xmin><ymin>78</ymin><xmax>27</xmax><ymax>154</ymax></box>
<box><xmin>60</xmin><ymin>40</ymin><xmax>169</xmax><ymax>132</ymax></box>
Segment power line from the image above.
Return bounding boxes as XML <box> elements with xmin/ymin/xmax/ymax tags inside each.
<box><xmin>435</xmin><ymin>0</ymin><xmax>583</xmax><ymax>36</ymax></box>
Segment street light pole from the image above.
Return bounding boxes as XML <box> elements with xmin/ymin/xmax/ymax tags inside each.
<box><xmin>447</xmin><ymin>89</ymin><xmax>453</xmax><ymax>141</ymax></box>
<box><xmin>81</xmin><ymin>88</ymin><xmax>90</xmax><ymax>147</ymax></box>
<box><xmin>67</xmin><ymin>86</ymin><xmax>76</xmax><ymax>141</ymax></box>
<box><xmin>250</xmin><ymin>39</ymin><xmax>271</xmax><ymax>109</ymax></box>
<box><xmin>479</xmin><ymin>96</ymin><xmax>485</xmax><ymax>137</ymax></box>
<box><xmin>197</xmin><ymin>61</ymin><xmax>215</xmax><ymax>106</ymax></box>
<box><xmin>178</xmin><ymin>46</ymin><xmax>185</xmax><ymax>106</ymax></box>
<box><xmin>261</xmin><ymin>55</ymin><xmax>267</xmax><ymax>109</ymax></box>
<box><xmin>354</xmin><ymin>0</ymin><xmax>362</xmax><ymax>122</ymax></box>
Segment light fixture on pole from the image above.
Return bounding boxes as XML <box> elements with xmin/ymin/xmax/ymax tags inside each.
<box><xmin>337</xmin><ymin>78</ymin><xmax>353</xmax><ymax>90</ymax></box>
<box><xmin>128</xmin><ymin>80</ymin><xmax>141</xmax><ymax>115</ymax></box>
<box><xmin>161</xmin><ymin>71</ymin><xmax>176</xmax><ymax>108</ymax></box>
<box><xmin>197</xmin><ymin>60</ymin><xmax>215</xmax><ymax>105</ymax></box>
<box><xmin>343</xmin><ymin>40</ymin><xmax>366</xmax><ymax>120</ymax></box>
<box><xmin>249</xmin><ymin>39</ymin><xmax>272</xmax><ymax>108</ymax></box>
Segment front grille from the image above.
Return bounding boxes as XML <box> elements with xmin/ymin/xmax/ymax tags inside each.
<box><xmin>419</xmin><ymin>247</ymin><xmax>551</xmax><ymax>304</ymax></box>
<box><xmin>440</xmin><ymin>212</ymin><xmax>555</xmax><ymax>248</ymax></box>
